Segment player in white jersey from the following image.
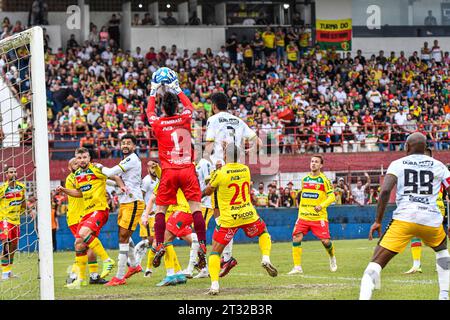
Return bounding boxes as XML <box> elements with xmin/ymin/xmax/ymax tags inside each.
<box><xmin>95</xmin><ymin>134</ymin><xmax>146</xmax><ymax>286</ymax></box>
<box><xmin>134</xmin><ymin>160</ymin><xmax>160</xmax><ymax>277</ymax></box>
<box><xmin>360</xmin><ymin>133</ymin><xmax>450</xmax><ymax>300</ymax></box>
<box><xmin>204</xmin><ymin>92</ymin><xmax>262</xmax><ymax>277</ymax></box>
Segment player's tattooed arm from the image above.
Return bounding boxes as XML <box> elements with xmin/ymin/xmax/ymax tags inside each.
<box><xmin>369</xmin><ymin>173</ymin><xmax>397</xmax><ymax>240</ymax></box>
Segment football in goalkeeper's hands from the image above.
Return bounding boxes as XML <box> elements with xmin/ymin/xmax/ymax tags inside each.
<box><xmin>152</xmin><ymin>67</ymin><xmax>178</xmax><ymax>85</ymax></box>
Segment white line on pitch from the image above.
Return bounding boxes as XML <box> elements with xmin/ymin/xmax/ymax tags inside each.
<box><xmin>231</xmin><ymin>273</ymin><xmax>436</xmax><ymax>285</ymax></box>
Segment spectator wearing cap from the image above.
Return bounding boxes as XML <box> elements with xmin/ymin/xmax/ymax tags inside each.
<box><xmin>255</xmin><ymin>182</ymin><xmax>269</xmax><ymax>207</ymax></box>
<box><xmin>268</xmin><ymin>184</ymin><xmax>280</xmax><ymax>208</ymax></box>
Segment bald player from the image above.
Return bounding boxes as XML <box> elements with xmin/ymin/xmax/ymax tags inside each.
<box><xmin>360</xmin><ymin>132</ymin><xmax>450</xmax><ymax>300</ymax></box>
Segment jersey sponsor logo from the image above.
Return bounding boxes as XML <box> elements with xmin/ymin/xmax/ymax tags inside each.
<box><xmin>160</xmin><ymin>118</ymin><xmax>183</xmax><ymax>125</ymax></box>
<box><xmin>76</xmin><ymin>173</ymin><xmax>98</xmax><ymax>183</ymax></box>
<box><xmin>8</xmin><ymin>200</ymin><xmax>23</xmax><ymax>206</ymax></box>
<box><xmin>218</xmin><ymin>118</ymin><xmax>239</xmax><ymax>125</ymax></box>
<box><xmin>162</xmin><ymin>126</ymin><xmax>174</xmax><ymax>131</ymax></box>
<box><xmin>402</xmin><ymin>160</ymin><xmax>434</xmax><ymax>167</ymax></box>
<box><xmin>231</xmin><ymin>211</ymin><xmax>254</xmax><ymax>220</ymax></box>
<box><xmin>302</xmin><ymin>192</ymin><xmax>320</xmax><ymax>199</ymax></box>
<box><xmin>80</xmin><ymin>184</ymin><xmax>92</xmax><ymax>192</ymax></box>
<box><xmin>5</xmin><ymin>192</ymin><xmax>23</xmax><ymax>199</ymax></box>
<box><xmin>302</xmin><ymin>182</ymin><xmax>325</xmax><ymax>192</ymax></box>
<box><xmin>408</xmin><ymin>195</ymin><xmax>430</xmax><ymax>205</ymax></box>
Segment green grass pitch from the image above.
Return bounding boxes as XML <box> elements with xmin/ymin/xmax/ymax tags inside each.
<box><xmin>1</xmin><ymin>239</ymin><xmax>445</xmax><ymax>300</ymax></box>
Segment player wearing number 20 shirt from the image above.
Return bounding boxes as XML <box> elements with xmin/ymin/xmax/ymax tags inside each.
<box><xmin>379</xmin><ymin>153</ymin><xmax>450</xmax><ymax>253</ymax></box>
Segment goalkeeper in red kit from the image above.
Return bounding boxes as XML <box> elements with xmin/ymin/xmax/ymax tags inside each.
<box><xmin>146</xmin><ymin>74</ymin><xmax>206</xmax><ymax>269</ymax></box>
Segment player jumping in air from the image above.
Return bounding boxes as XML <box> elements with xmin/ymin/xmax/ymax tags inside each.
<box><xmin>203</xmin><ymin>92</ymin><xmax>262</xmax><ymax>278</ymax></box>
<box><xmin>94</xmin><ymin>134</ymin><xmax>147</xmax><ymax>287</ymax></box>
<box><xmin>288</xmin><ymin>155</ymin><xmax>337</xmax><ymax>275</ymax></box>
<box><xmin>404</xmin><ymin>147</ymin><xmax>448</xmax><ymax>274</ymax></box>
<box><xmin>360</xmin><ymin>132</ymin><xmax>450</xmax><ymax>300</ymax></box>
<box><xmin>57</xmin><ymin>147</ymin><xmax>123</xmax><ymax>289</ymax></box>
<box><xmin>0</xmin><ymin>166</ymin><xmax>28</xmax><ymax>280</ymax></box>
<box><xmin>146</xmin><ymin>74</ymin><xmax>206</xmax><ymax>269</ymax></box>
<box><xmin>65</xmin><ymin>158</ymin><xmax>107</xmax><ymax>285</ymax></box>
<box><xmin>203</xmin><ymin>143</ymin><xmax>278</xmax><ymax>295</ymax></box>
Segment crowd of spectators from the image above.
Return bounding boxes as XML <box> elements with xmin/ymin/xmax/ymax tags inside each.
<box><xmin>1</xmin><ymin>20</ymin><xmax>450</xmax><ymax>158</ymax></box>
<box><xmin>251</xmin><ymin>172</ymin><xmax>376</xmax><ymax>208</ymax></box>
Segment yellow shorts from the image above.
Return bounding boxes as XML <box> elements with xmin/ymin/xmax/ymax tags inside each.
<box><xmin>118</xmin><ymin>200</ymin><xmax>145</xmax><ymax>231</ymax></box>
<box><xmin>139</xmin><ymin>216</ymin><xmax>155</xmax><ymax>238</ymax></box>
<box><xmin>202</xmin><ymin>207</ymin><xmax>214</xmax><ymax>230</ymax></box>
<box><xmin>379</xmin><ymin>219</ymin><xmax>446</xmax><ymax>253</ymax></box>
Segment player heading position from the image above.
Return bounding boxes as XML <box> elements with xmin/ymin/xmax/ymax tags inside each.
<box><xmin>95</xmin><ymin>134</ymin><xmax>146</xmax><ymax>286</ymax></box>
<box><xmin>289</xmin><ymin>155</ymin><xmax>337</xmax><ymax>275</ymax></box>
<box><xmin>203</xmin><ymin>143</ymin><xmax>277</xmax><ymax>295</ymax></box>
<box><xmin>57</xmin><ymin>147</ymin><xmax>121</xmax><ymax>288</ymax></box>
<box><xmin>204</xmin><ymin>92</ymin><xmax>262</xmax><ymax>277</ymax></box>
<box><xmin>360</xmin><ymin>132</ymin><xmax>450</xmax><ymax>300</ymax></box>
<box><xmin>0</xmin><ymin>166</ymin><xmax>27</xmax><ymax>280</ymax></box>
<box><xmin>146</xmin><ymin>70</ymin><xmax>206</xmax><ymax>268</ymax></box>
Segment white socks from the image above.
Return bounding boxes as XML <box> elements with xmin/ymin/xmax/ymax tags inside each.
<box><xmin>128</xmin><ymin>239</ymin><xmax>137</xmax><ymax>268</ymax></box>
<box><xmin>211</xmin><ymin>280</ymin><xmax>219</xmax><ymax>290</ymax></box>
<box><xmin>359</xmin><ymin>262</ymin><xmax>382</xmax><ymax>300</ymax></box>
<box><xmin>186</xmin><ymin>233</ymin><xmax>200</xmax><ymax>274</ymax></box>
<box><xmin>436</xmin><ymin>250</ymin><xmax>450</xmax><ymax>300</ymax></box>
<box><xmin>262</xmin><ymin>255</ymin><xmax>271</xmax><ymax>264</ymax></box>
<box><xmin>117</xmin><ymin>243</ymin><xmax>129</xmax><ymax>279</ymax></box>
<box><xmin>413</xmin><ymin>259</ymin><xmax>421</xmax><ymax>269</ymax></box>
<box><xmin>222</xmin><ymin>239</ymin><xmax>233</xmax><ymax>263</ymax></box>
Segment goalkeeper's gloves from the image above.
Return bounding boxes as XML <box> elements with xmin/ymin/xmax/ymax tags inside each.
<box><xmin>167</xmin><ymin>79</ymin><xmax>182</xmax><ymax>94</ymax></box>
<box><xmin>150</xmin><ymin>81</ymin><xmax>161</xmax><ymax>97</ymax></box>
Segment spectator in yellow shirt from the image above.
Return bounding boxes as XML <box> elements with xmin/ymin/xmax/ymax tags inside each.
<box><xmin>286</xmin><ymin>41</ymin><xmax>299</xmax><ymax>67</ymax></box>
<box><xmin>275</xmin><ymin>27</ymin><xmax>285</xmax><ymax>64</ymax></box>
<box><xmin>262</xmin><ymin>27</ymin><xmax>275</xmax><ymax>60</ymax></box>
<box><xmin>255</xmin><ymin>182</ymin><xmax>269</xmax><ymax>207</ymax></box>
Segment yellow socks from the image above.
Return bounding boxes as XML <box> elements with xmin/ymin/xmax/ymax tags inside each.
<box><xmin>75</xmin><ymin>254</ymin><xmax>88</xmax><ymax>280</ymax></box>
<box><xmin>258</xmin><ymin>232</ymin><xmax>272</xmax><ymax>257</ymax></box>
<box><xmin>208</xmin><ymin>253</ymin><xmax>220</xmax><ymax>282</ymax></box>
<box><xmin>87</xmin><ymin>237</ymin><xmax>110</xmax><ymax>262</ymax></box>
<box><xmin>88</xmin><ymin>261</ymin><xmax>98</xmax><ymax>275</ymax></box>
<box><xmin>163</xmin><ymin>243</ymin><xmax>175</xmax><ymax>275</ymax></box>
<box><xmin>292</xmin><ymin>242</ymin><xmax>302</xmax><ymax>267</ymax></box>
<box><xmin>147</xmin><ymin>247</ymin><xmax>156</xmax><ymax>270</ymax></box>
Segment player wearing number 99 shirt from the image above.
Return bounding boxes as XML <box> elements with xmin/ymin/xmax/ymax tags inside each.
<box><xmin>146</xmin><ymin>75</ymin><xmax>206</xmax><ymax>270</ymax></box>
<box><xmin>360</xmin><ymin>132</ymin><xmax>450</xmax><ymax>300</ymax></box>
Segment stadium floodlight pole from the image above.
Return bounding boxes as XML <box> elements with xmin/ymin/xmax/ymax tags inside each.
<box><xmin>30</xmin><ymin>26</ymin><xmax>55</xmax><ymax>300</ymax></box>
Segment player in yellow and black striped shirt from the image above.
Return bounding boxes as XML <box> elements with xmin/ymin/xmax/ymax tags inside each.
<box><xmin>288</xmin><ymin>155</ymin><xmax>337</xmax><ymax>275</ymax></box>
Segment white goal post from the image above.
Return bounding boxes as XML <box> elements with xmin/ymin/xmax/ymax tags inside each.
<box><xmin>0</xmin><ymin>27</ymin><xmax>54</xmax><ymax>300</ymax></box>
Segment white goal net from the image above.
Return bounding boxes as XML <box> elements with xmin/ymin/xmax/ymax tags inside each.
<box><xmin>0</xmin><ymin>27</ymin><xmax>54</xmax><ymax>300</ymax></box>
